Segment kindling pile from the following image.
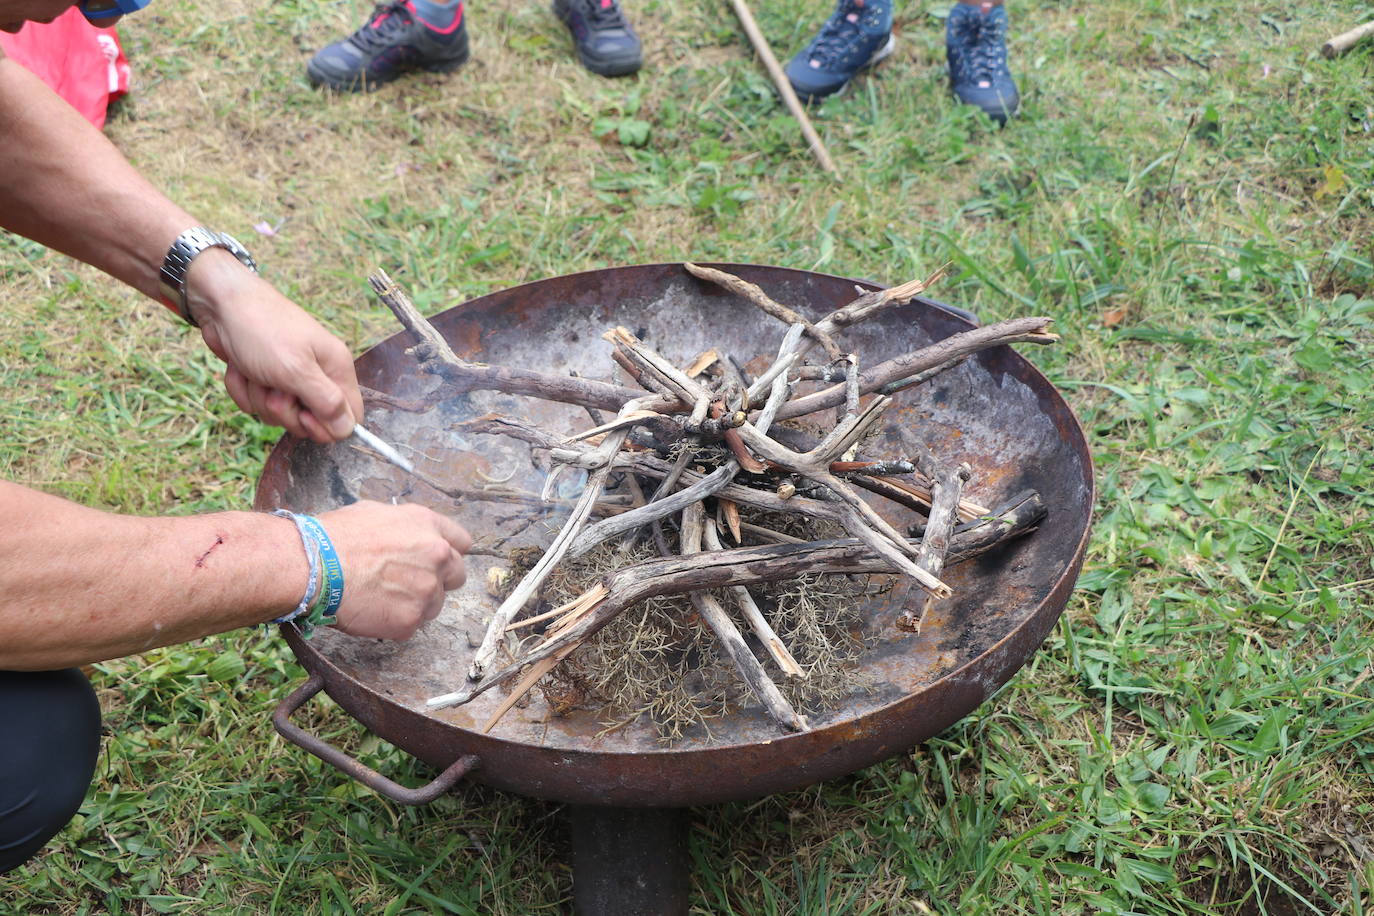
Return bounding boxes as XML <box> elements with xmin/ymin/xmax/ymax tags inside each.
<box><xmin>360</xmin><ymin>265</ymin><xmax>1057</xmax><ymax>737</ymax></box>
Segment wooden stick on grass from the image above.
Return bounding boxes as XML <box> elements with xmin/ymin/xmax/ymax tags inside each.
<box><xmin>725</xmin><ymin>0</ymin><xmax>840</xmax><ymax>177</ymax></box>
<box><xmin>1321</xmin><ymin>21</ymin><xmax>1374</xmax><ymax>58</ymax></box>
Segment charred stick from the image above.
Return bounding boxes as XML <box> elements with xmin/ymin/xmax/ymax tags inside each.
<box><xmin>680</xmin><ymin>504</ymin><xmax>808</xmax><ymax>732</ymax></box>
<box><xmin>628</xmin><ymin>414</ymin><xmax>687</xmax><ymax>452</ymax></box>
<box><xmin>426</xmin><ymin>494</ymin><xmax>1041</xmax><ymax>711</ymax></box>
<box><xmin>854</xmin><ymin>474</ymin><xmax>989</xmax><ymax>522</ymax></box>
<box><xmin>847</xmin><ymin>475</ymin><xmax>932</xmax><ymax>516</ymax></box>
<box><xmin>831</xmin><ymin>460</ymin><xmax>917</xmax><ymax>476</ymax></box>
<box><xmin>951</xmin><ymin>490</ymin><xmax>1045</xmax><ymax>547</ymax></box>
<box><xmin>702</xmin><ymin>520</ymin><xmax>803</xmax><ymax>676</ymax></box>
<box><xmin>775</xmin><ymin>317</ymin><xmax>1058</xmax><ymax>422</ymax></box>
<box><xmin>684</xmin><ymin>263</ymin><xmax>842</xmax><ymax>360</ymax></box>
<box><xmin>897</xmin><ymin>459</ymin><xmax>972</xmax><ymax>633</ymax></box>
<box><xmin>727</xmin><ymin>354</ymin><xmax>755</xmax><ymax>389</ymax></box>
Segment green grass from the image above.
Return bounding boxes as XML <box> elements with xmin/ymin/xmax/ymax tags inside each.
<box><xmin>3</xmin><ymin>0</ymin><xmax>1374</xmax><ymax>912</ymax></box>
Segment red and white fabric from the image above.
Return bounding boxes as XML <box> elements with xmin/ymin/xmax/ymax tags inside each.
<box><xmin>0</xmin><ymin>7</ymin><xmax>130</xmax><ymax>129</ymax></box>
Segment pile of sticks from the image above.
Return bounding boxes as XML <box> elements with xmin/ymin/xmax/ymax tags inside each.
<box><xmin>363</xmin><ymin>265</ymin><xmax>1058</xmax><ymax>735</ymax></box>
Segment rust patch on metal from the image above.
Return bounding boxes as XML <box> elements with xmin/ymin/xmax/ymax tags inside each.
<box><xmin>449</xmin><ymin>318</ymin><xmax>485</xmax><ymax>360</ymax></box>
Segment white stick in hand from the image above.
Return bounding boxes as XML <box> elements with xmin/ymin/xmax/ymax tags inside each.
<box><xmin>352</xmin><ymin>424</ymin><xmax>415</xmax><ymax>474</ymax></box>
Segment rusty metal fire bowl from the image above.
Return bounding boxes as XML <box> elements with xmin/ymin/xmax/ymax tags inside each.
<box><xmin>255</xmin><ymin>263</ymin><xmax>1094</xmax><ymax>811</ymax></box>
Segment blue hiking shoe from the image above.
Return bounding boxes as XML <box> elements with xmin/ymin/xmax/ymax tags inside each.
<box><xmin>784</xmin><ymin>0</ymin><xmax>895</xmax><ymax>104</ymax></box>
<box><xmin>553</xmin><ymin>0</ymin><xmax>643</xmax><ymax>77</ymax></box>
<box><xmin>307</xmin><ymin>0</ymin><xmax>470</xmax><ymax>92</ymax></box>
<box><xmin>946</xmin><ymin>2</ymin><xmax>1018</xmax><ymax>124</ymax></box>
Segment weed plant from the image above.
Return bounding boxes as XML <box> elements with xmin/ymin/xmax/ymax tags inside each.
<box><xmin>2</xmin><ymin>0</ymin><xmax>1372</xmax><ymax>912</ymax></box>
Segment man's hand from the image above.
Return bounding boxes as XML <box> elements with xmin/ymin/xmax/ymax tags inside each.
<box><xmin>317</xmin><ymin>501</ymin><xmax>473</xmax><ymax>640</ymax></box>
<box><xmin>187</xmin><ymin>249</ymin><xmax>365</xmax><ymax>443</ymax></box>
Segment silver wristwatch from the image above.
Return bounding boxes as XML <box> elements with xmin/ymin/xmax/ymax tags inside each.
<box><xmin>158</xmin><ymin>227</ymin><xmax>258</xmax><ymax>327</ymax></box>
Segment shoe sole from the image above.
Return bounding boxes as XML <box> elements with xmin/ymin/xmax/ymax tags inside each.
<box><xmin>575</xmin><ymin>50</ymin><xmax>642</xmax><ymax>77</ymax></box>
<box><xmin>948</xmin><ymin>82</ymin><xmax>1019</xmax><ymax>124</ymax></box>
<box><xmin>307</xmin><ymin>44</ymin><xmax>471</xmax><ymax>92</ymax></box>
<box><xmin>792</xmin><ymin>33</ymin><xmax>896</xmax><ymax>104</ymax></box>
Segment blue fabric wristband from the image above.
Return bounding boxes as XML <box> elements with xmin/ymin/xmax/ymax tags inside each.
<box><xmin>294</xmin><ymin>514</ymin><xmax>345</xmax><ymax>620</ymax></box>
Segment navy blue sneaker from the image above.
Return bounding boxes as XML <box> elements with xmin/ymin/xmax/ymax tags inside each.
<box><xmin>307</xmin><ymin>0</ymin><xmax>469</xmax><ymax>92</ymax></box>
<box><xmin>553</xmin><ymin>0</ymin><xmax>643</xmax><ymax>77</ymax></box>
<box><xmin>784</xmin><ymin>0</ymin><xmax>895</xmax><ymax>103</ymax></box>
<box><xmin>946</xmin><ymin>2</ymin><xmax>1018</xmax><ymax>123</ymax></box>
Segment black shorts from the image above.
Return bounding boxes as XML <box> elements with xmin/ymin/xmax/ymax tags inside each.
<box><xmin>0</xmin><ymin>668</ymin><xmax>102</xmax><ymax>874</ymax></box>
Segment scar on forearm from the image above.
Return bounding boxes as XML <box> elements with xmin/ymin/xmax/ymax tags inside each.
<box><xmin>195</xmin><ymin>536</ymin><xmax>225</xmax><ymax>568</ymax></box>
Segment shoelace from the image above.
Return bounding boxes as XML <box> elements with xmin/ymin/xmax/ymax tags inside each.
<box><xmin>951</xmin><ymin>12</ymin><xmax>1006</xmax><ymax>84</ymax></box>
<box><xmin>352</xmin><ymin>1</ymin><xmax>416</xmax><ymax>53</ymax></box>
<box><xmin>584</xmin><ymin>0</ymin><xmax>629</xmax><ymax>32</ymax></box>
<box><xmin>808</xmin><ymin>1</ymin><xmax>866</xmax><ymax>66</ymax></box>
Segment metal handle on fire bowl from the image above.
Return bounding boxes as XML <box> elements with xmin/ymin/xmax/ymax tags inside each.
<box><xmin>272</xmin><ymin>674</ymin><xmax>479</xmax><ymax>806</ymax></box>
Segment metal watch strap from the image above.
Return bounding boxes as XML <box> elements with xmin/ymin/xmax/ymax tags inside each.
<box><xmin>158</xmin><ymin>227</ymin><xmax>258</xmax><ymax>327</ymax></box>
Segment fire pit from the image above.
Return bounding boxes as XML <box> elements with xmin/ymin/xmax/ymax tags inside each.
<box><xmin>255</xmin><ymin>263</ymin><xmax>1094</xmax><ymax>914</ymax></box>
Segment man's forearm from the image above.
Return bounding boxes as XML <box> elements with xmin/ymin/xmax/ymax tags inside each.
<box><xmin>0</xmin><ymin>53</ymin><xmax>193</xmax><ymax>308</ymax></box>
<box><xmin>0</xmin><ymin>481</ymin><xmax>306</xmax><ymax>669</ymax></box>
